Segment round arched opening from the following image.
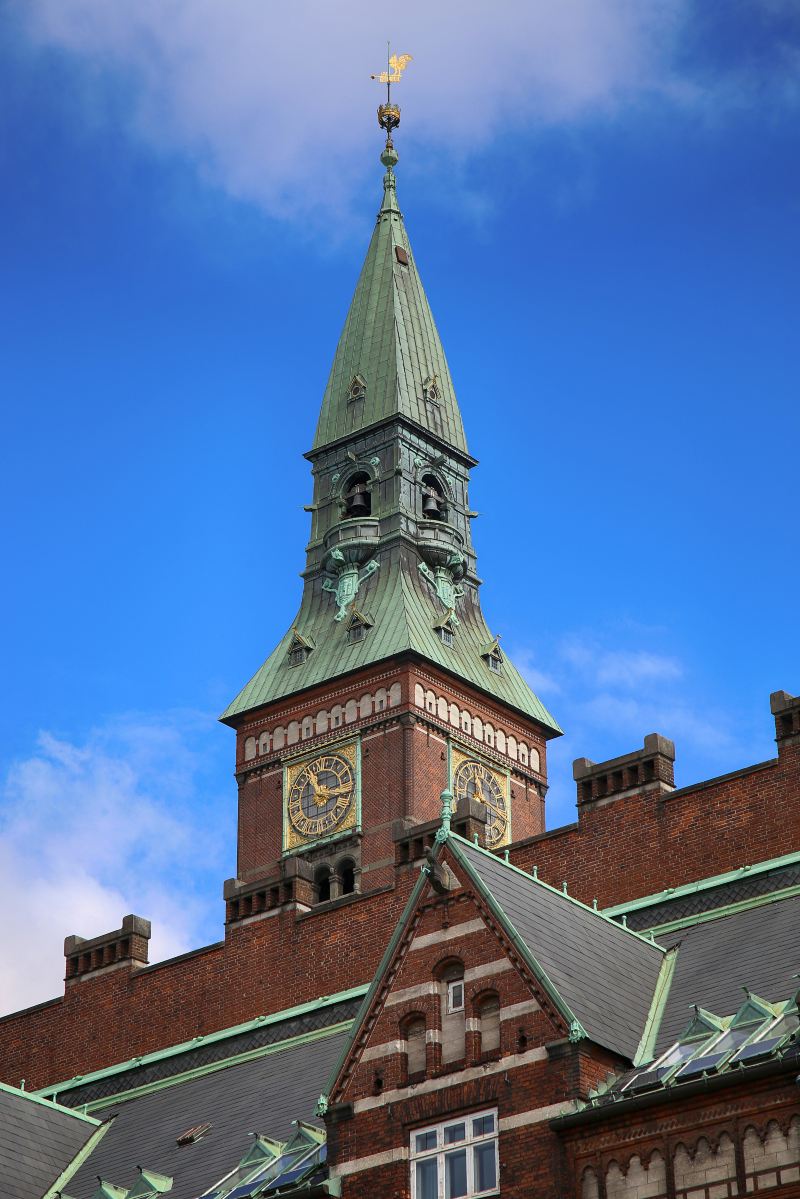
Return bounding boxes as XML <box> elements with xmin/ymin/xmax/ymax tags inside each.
<box><xmin>314</xmin><ymin>866</ymin><xmax>332</xmax><ymax>904</ymax></box>
<box><xmin>421</xmin><ymin>474</ymin><xmax>447</xmax><ymax>522</ymax></box>
<box><xmin>339</xmin><ymin>858</ymin><xmax>356</xmax><ymax>896</ymax></box>
<box><xmin>344</xmin><ymin>472</ymin><xmax>371</xmax><ymax>518</ymax></box>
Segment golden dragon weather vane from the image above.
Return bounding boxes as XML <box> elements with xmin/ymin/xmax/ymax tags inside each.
<box><xmin>371</xmin><ymin>44</ymin><xmax>412</xmax><ymax>148</ymax></box>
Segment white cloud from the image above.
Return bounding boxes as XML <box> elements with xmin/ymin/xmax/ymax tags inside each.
<box><xmin>509</xmin><ymin>648</ymin><xmax>562</xmax><ymax>696</ymax></box>
<box><xmin>510</xmin><ymin>625</ymin><xmax>762</xmax><ymax>829</ymax></box>
<box><xmin>560</xmin><ymin>640</ymin><xmax>683</xmax><ymax>688</ymax></box>
<box><xmin>580</xmin><ymin>692</ymin><xmax>733</xmax><ymax>754</ymax></box>
<box><xmin>0</xmin><ymin>713</ymin><xmax>230</xmax><ymax>1016</ymax></box>
<box><xmin>12</xmin><ymin>0</ymin><xmax>693</xmax><ymax>222</ymax></box>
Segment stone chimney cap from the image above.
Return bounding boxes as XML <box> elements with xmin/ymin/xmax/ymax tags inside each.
<box><xmin>121</xmin><ymin>914</ymin><xmax>152</xmax><ymax>938</ymax></box>
<box><xmin>770</xmin><ymin>690</ymin><xmax>797</xmax><ymax>714</ymax></box>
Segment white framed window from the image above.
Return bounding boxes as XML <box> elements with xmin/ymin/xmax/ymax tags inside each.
<box><xmin>411</xmin><ymin>1110</ymin><xmax>498</xmax><ymax>1199</ymax></box>
<box><xmin>447</xmin><ymin>979</ymin><xmax>465</xmax><ymax>1014</ymax></box>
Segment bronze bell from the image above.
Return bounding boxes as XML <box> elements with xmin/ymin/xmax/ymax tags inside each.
<box><xmin>346</xmin><ymin>485</ymin><xmax>370</xmax><ymax>516</ymax></box>
<box><xmin>422</xmin><ymin>489</ymin><xmax>443</xmax><ymax>519</ymax></box>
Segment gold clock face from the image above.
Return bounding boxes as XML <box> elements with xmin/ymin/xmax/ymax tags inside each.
<box><xmin>286</xmin><ymin>750</ymin><xmax>356</xmax><ymax>844</ymax></box>
<box><xmin>452</xmin><ymin>756</ymin><xmax>508</xmax><ymax>847</ymax></box>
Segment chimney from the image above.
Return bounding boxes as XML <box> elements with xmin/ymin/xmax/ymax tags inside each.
<box><xmin>770</xmin><ymin>690</ymin><xmax>800</xmax><ymax>751</ymax></box>
<box><xmin>224</xmin><ymin>855</ymin><xmax>316</xmax><ymax>923</ymax></box>
<box><xmin>573</xmin><ymin>733</ymin><xmax>675</xmax><ymax>809</ymax></box>
<box><xmin>64</xmin><ymin>914</ymin><xmax>151</xmax><ymax>982</ymax></box>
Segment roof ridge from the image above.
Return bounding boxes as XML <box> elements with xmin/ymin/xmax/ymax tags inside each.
<box><xmin>35</xmin><ymin>985</ymin><xmax>368</xmax><ymax>1100</ymax></box>
<box><xmin>445</xmin><ymin>837</ymin><xmax>585</xmax><ymax>1042</ymax></box>
<box><xmin>76</xmin><ymin>1020</ymin><xmax>354</xmax><ymax>1114</ymax></box>
<box><xmin>604</xmin><ymin>848</ymin><xmax>800</xmax><ymax>917</ymax></box>
<box><xmin>0</xmin><ymin>1079</ymin><xmax>101</xmax><ymax>1125</ymax></box>
<box><xmin>448</xmin><ymin>832</ymin><xmax>665</xmax><ymax>953</ymax></box>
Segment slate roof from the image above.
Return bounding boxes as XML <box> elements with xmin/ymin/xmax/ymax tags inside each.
<box><xmin>450</xmin><ymin>837</ymin><xmax>666</xmax><ymax>1060</ymax></box>
<box><xmin>556</xmin><ymin>894</ymin><xmax>800</xmax><ymax>1123</ymax></box>
<box><xmin>66</xmin><ymin>1025</ymin><xmax>349</xmax><ymax>1199</ymax></box>
<box><xmin>0</xmin><ymin>1081</ymin><xmax>106</xmax><ymax>1199</ymax></box>
<box><xmin>313</xmin><ymin>163</ymin><xmax>467</xmax><ymax>455</ymax></box>
<box><xmin>653</xmin><ymin>892</ymin><xmax>800</xmax><ymax>1052</ymax></box>
<box><xmin>607</xmin><ymin>852</ymin><xmax>800</xmax><ymax>932</ymax></box>
<box><xmin>221</xmin><ymin>546</ymin><xmax>560</xmax><ymax>730</ymax></box>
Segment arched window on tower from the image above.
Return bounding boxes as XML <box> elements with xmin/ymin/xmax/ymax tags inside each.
<box><xmin>338</xmin><ymin>857</ymin><xmax>357</xmax><ymax>896</ymax></box>
<box><xmin>314</xmin><ymin>866</ymin><xmax>332</xmax><ymax>904</ymax></box>
<box><xmin>343</xmin><ymin>472</ymin><xmax>371</xmax><ymax>518</ymax></box>
<box><xmin>421</xmin><ymin>474</ymin><xmax>447</xmax><ymax>522</ymax></box>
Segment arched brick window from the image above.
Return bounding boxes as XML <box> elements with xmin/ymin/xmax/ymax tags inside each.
<box><xmin>477</xmin><ymin>992</ymin><xmax>500</xmax><ymax>1055</ymax></box>
<box><xmin>403</xmin><ymin>1014</ymin><xmax>427</xmax><ymax>1077</ymax></box>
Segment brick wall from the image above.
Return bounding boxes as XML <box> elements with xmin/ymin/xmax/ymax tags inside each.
<box><xmin>562</xmin><ymin>1073</ymin><xmax>800</xmax><ymax>1199</ymax></box>
<box><xmin>1</xmin><ymin>690</ymin><xmax>796</xmax><ymax>1105</ymax></box>
<box><xmin>0</xmin><ymin>875</ymin><xmax>413</xmax><ymax>1091</ymax></box>
<box><xmin>233</xmin><ymin>658</ymin><xmax>551</xmax><ymax>881</ymax></box>
<box><xmin>512</xmin><ymin>739</ymin><xmax>800</xmax><ymax>909</ymax></box>
<box><xmin>327</xmin><ymin>873</ymin><xmax>626</xmax><ymax>1199</ymax></box>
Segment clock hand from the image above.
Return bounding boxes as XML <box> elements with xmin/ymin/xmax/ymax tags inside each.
<box><xmin>313</xmin><ymin>783</ymin><xmax>352</xmax><ymax>808</ymax></box>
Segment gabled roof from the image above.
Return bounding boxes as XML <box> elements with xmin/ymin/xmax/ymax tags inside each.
<box><xmin>312</xmin><ymin>164</ymin><xmax>467</xmax><ymax>456</ymax></box>
<box><xmin>0</xmin><ymin>1081</ymin><xmax>109</xmax><ymax>1199</ymax></box>
<box><xmin>323</xmin><ymin>833</ymin><xmax>667</xmax><ymax>1108</ymax></box>
<box><xmin>221</xmin><ymin>556</ymin><xmax>560</xmax><ymax>731</ymax></box>
<box><xmin>450</xmin><ymin>837</ymin><xmax>667</xmax><ymax>1060</ymax></box>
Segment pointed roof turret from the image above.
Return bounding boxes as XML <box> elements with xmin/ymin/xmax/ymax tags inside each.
<box><xmin>313</xmin><ymin>142</ymin><xmax>467</xmax><ymax>455</ymax></box>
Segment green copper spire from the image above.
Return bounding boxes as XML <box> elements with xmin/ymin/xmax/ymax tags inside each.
<box><xmin>312</xmin><ymin>145</ymin><xmax>467</xmax><ymax>454</ymax></box>
<box><xmin>222</xmin><ymin>121</ymin><xmax>559</xmax><ymax>738</ymax></box>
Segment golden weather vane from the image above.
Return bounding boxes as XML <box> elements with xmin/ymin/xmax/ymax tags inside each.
<box><xmin>371</xmin><ymin>44</ymin><xmax>412</xmax><ymax>145</ymax></box>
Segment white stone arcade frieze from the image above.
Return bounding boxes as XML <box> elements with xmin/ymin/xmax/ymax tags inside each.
<box><xmin>243</xmin><ymin>683</ymin><xmax>403</xmax><ymax>762</ymax></box>
<box><xmin>413</xmin><ymin>683</ymin><xmax>541</xmax><ymax>772</ymax></box>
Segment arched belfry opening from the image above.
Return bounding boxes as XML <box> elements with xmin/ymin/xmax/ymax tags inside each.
<box><xmin>421</xmin><ymin>474</ymin><xmax>447</xmax><ymax>522</ymax></box>
<box><xmin>344</xmin><ymin>472</ymin><xmax>372</xmax><ymax>518</ymax></box>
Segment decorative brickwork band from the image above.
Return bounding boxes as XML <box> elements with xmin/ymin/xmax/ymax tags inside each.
<box><xmin>573</xmin><ymin>733</ymin><xmax>675</xmax><ymax>808</ymax></box>
<box><xmin>64</xmin><ymin>914</ymin><xmax>151</xmax><ymax>980</ymax></box>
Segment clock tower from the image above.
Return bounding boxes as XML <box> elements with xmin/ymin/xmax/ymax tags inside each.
<box><xmin>221</xmin><ymin>120</ymin><xmax>561</xmax><ymax>909</ymax></box>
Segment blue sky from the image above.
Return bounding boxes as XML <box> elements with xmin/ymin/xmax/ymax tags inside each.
<box><xmin>1</xmin><ymin>1</ymin><xmax>798</xmax><ymax>1013</ymax></box>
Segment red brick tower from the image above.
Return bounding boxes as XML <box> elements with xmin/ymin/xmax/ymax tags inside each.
<box><xmin>220</xmin><ymin>122</ymin><xmax>561</xmax><ymax>917</ymax></box>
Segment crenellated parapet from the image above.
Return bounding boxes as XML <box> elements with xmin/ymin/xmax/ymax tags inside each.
<box><xmin>573</xmin><ymin>734</ymin><xmax>676</xmax><ymax>809</ymax></box>
<box><xmin>64</xmin><ymin>914</ymin><xmax>151</xmax><ymax>981</ymax></box>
